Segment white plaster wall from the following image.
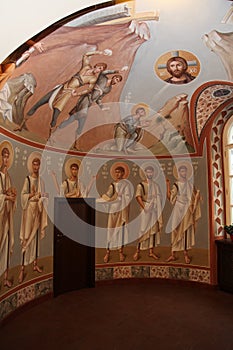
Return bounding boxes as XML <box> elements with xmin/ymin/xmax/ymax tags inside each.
<box><xmin>0</xmin><ymin>0</ymin><xmax>108</xmax><ymax>62</ymax></box>
<box><xmin>121</xmin><ymin>0</ymin><xmax>233</xmax><ymax>110</ymax></box>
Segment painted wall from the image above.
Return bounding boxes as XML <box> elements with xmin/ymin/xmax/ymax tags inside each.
<box><xmin>0</xmin><ymin>0</ymin><xmax>109</xmax><ymax>62</ymax></box>
<box><xmin>0</xmin><ymin>0</ymin><xmax>233</xmax><ymax>321</ymax></box>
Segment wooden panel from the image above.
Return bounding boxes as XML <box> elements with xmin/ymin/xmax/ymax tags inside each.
<box><xmin>54</xmin><ymin>198</ymin><xmax>95</xmax><ymax>297</ymax></box>
<box><xmin>216</xmin><ymin>239</ymin><xmax>233</xmax><ymax>293</ymax></box>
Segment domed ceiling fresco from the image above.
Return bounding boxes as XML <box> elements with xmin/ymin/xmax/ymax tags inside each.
<box><xmin>0</xmin><ymin>0</ymin><xmax>231</xmax><ymax>156</ymax></box>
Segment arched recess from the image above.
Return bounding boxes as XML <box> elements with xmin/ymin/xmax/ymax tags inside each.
<box><xmin>207</xmin><ymin>103</ymin><xmax>233</xmax><ymax>238</ymax></box>
<box><xmin>222</xmin><ymin>114</ymin><xmax>233</xmax><ymax>227</ymax></box>
<box><xmin>204</xmin><ymin>102</ymin><xmax>233</xmax><ymax>284</ymax></box>
<box><xmin>188</xmin><ymin>81</ymin><xmax>233</xmax><ymax>284</ymax></box>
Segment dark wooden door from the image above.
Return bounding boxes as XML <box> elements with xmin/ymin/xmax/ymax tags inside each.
<box><xmin>54</xmin><ymin>198</ymin><xmax>95</xmax><ymax>297</ymax></box>
<box><xmin>216</xmin><ymin>239</ymin><xmax>233</xmax><ymax>294</ymax></box>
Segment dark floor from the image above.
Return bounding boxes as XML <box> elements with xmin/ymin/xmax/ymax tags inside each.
<box><xmin>1</xmin><ymin>279</ymin><xmax>233</xmax><ymax>350</ymax></box>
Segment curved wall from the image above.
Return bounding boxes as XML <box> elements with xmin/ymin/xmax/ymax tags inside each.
<box><xmin>0</xmin><ymin>0</ymin><xmax>109</xmax><ymax>62</ymax></box>
<box><xmin>1</xmin><ymin>0</ymin><xmax>233</xmax><ymax>321</ymax></box>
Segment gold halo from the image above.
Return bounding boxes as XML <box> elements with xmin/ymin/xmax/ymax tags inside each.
<box><xmin>110</xmin><ymin>162</ymin><xmax>130</xmax><ymax>180</ymax></box>
<box><xmin>173</xmin><ymin>161</ymin><xmax>193</xmax><ymax>180</ymax></box>
<box><xmin>139</xmin><ymin>162</ymin><xmax>159</xmax><ymax>180</ymax></box>
<box><xmin>27</xmin><ymin>151</ymin><xmax>44</xmax><ymax>175</ymax></box>
<box><xmin>64</xmin><ymin>157</ymin><xmax>82</xmax><ymax>178</ymax></box>
<box><xmin>0</xmin><ymin>141</ymin><xmax>14</xmax><ymax>170</ymax></box>
<box><xmin>154</xmin><ymin>50</ymin><xmax>201</xmax><ymax>83</ymax></box>
<box><xmin>131</xmin><ymin>103</ymin><xmax>150</xmax><ymax>118</ymax></box>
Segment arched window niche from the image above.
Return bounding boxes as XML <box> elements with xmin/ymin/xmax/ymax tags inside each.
<box><xmin>223</xmin><ymin>115</ymin><xmax>233</xmax><ymax>226</ymax></box>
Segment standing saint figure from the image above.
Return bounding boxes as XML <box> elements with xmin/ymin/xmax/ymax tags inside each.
<box><xmin>97</xmin><ymin>163</ymin><xmax>132</xmax><ymax>263</ymax></box>
<box><xmin>18</xmin><ymin>152</ymin><xmax>48</xmax><ymax>284</ymax></box>
<box><xmin>60</xmin><ymin>158</ymin><xmax>87</xmax><ymax>198</ymax></box>
<box><xmin>133</xmin><ymin>165</ymin><xmax>163</xmax><ymax>261</ymax></box>
<box><xmin>166</xmin><ymin>162</ymin><xmax>201</xmax><ymax>264</ymax></box>
<box><xmin>0</xmin><ymin>141</ymin><xmax>16</xmax><ymax>288</ymax></box>
<box><xmin>49</xmin><ymin>158</ymin><xmax>95</xmax><ymax>197</ymax></box>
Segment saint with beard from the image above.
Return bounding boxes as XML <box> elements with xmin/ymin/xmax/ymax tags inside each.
<box><xmin>165</xmin><ymin>56</ymin><xmax>195</xmax><ymax>84</ymax></box>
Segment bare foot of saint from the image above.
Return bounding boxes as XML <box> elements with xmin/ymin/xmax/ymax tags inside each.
<box><xmin>119</xmin><ymin>252</ymin><xmax>125</xmax><ymax>262</ymax></box>
<box><xmin>133</xmin><ymin>250</ymin><xmax>140</xmax><ymax>261</ymax></box>
<box><xmin>4</xmin><ymin>279</ymin><xmax>12</xmax><ymax>288</ymax></box>
<box><xmin>18</xmin><ymin>268</ymin><xmax>25</xmax><ymax>284</ymax></box>
<box><xmin>103</xmin><ymin>251</ymin><xmax>110</xmax><ymax>263</ymax></box>
<box><xmin>166</xmin><ymin>255</ymin><xmax>177</xmax><ymax>262</ymax></box>
<box><xmin>148</xmin><ymin>252</ymin><xmax>160</xmax><ymax>260</ymax></box>
<box><xmin>33</xmin><ymin>265</ymin><xmax>43</xmax><ymax>273</ymax></box>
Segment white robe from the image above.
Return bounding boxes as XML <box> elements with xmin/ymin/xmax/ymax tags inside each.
<box><xmin>0</xmin><ymin>83</ymin><xmax>13</xmax><ymax>122</ymax></box>
<box><xmin>0</xmin><ymin>171</ymin><xmax>15</xmax><ymax>276</ymax></box>
<box><xmin>60</xmin><ymin>178</ymin><xmax>86</xmax><ymax>198</ymax></box>
<box><xmin>136</xmin><ymin>180</ymin><xmax>163</xmax><ymax>250</ymax></box>
<box><xmin>102</xmin><ymin>179</ymin><xmax>131</xmax><ymax>250</ymax></box>
<box><xmin>19</xmin><ymin>176</ymin><xmax>48</xmax><ymax>265</ymax></box>
<box><xmin>167</xmin><ymin>180</ymin><xmax>201</xmax><ymax>252</ymax></box>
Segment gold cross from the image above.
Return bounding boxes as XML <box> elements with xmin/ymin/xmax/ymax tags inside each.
<box><xmin>108</xmin><ymin>0</ymin><xmax>159</xmax><ymax>23</ymax></box>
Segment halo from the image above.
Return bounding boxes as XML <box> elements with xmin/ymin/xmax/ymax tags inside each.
<box><xmin>110</xmin><ymin>162</ymin><xmax>130</xmax><ymax>180</ymax></box>
<box><xmin>0</xmin><ymin>140</ymin><xmax>14</xmax><ymax>170</ymax></box>
<box><xmin>64</xmin><ymin>157</ymin><xmax>82</xmax><ymax>178</ymax></box>
<box><xmin>27</xmin><ymin>151</ymin><xmax>45</xmax><ymax>175</ymax></box>
<box><xmin>139</xmin><ymin>162</ymin><xmax>159</xmax><ymax>181</ymax></box>
<box><xmin>173</xmin><ymin>161</ymin><xmax>193</xmax><ymax>180</ymax></box>
<box><xmin>131</xmin><ymin>103</ymin><xmax>150</xmax><ymax>118</ymax></box>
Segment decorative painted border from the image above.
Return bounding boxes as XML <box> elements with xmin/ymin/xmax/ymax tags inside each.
<box><xmin>95</xmin><ymin>265</ymin><xmax>210</xmax><ymax>284</ymax></box>
<box><xmin>193</xmin><ymin>82</ymin><xmax>233</xmax><ymax>140</ymax></box>
<box><xmin>210</xmin><ymin>104</ymin><xmax>233</xmax><ymax>236</ymax></box>
<box><xmin>1</xmin><ymin>265</ymin><xmax>210</xmax><ymax>322</ymax></box>
<box><xmin>0</xmin><ymin>277</ymin><xmax>53</xmax><ymax>322</ymax></box>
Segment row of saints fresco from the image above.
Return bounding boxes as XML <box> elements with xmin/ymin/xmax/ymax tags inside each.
<box><xmin>0</xmin><ymin>140</ymin><xmax>203</xmax><ymax>289</ymax></box>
